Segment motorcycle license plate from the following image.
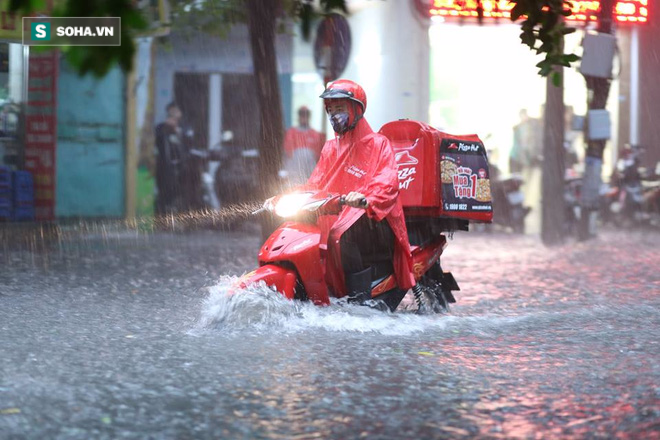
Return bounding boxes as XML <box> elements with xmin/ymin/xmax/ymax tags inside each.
<box><xmin>507</xmin><ymin>191</ymin><xmax>525</xmax><ymax>205</ymax></box>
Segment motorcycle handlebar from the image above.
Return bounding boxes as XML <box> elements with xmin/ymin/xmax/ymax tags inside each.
<box><xmin>253</xmin><ymin>193</ymin><xmax>367</xmax><ymax>217</ymax></box>
<box><xmin>339</xmin><ymin>195</ymin><xmax>368</xmax><ymax>208</ymax></box>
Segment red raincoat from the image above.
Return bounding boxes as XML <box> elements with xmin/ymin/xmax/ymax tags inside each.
<box><xmin>304</xmin><ymin>117</ymin><xmax>415</xmax><ymax>294</ymax></box>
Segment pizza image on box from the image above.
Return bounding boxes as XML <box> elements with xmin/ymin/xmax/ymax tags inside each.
<box><xmin>441</xmin><ymin>156</ymin><xmax>457</xmax><ymax>184</ymax></box>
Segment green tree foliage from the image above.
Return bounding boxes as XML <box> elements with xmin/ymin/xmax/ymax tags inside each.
<box><xmin>9</xmin><ymin>0</ymin><xmax>148</xmax><ymax>76</ymax></box>
<box><xmin>168</xmin><ymin>0</ymin><xmax>346</xmax><ymax>39</ymax></box>
<box><xmin>168</xmin><ymin>0</ymin><xmax>245</xmax><ymax>39</ymax></box>
<box><xmin>508</xmin><ymin>0</ymin><xmax>580</xmax><ymax>85</ymax></box>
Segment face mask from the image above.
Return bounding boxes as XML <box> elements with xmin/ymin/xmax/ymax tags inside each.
<box><xmin>329</xmin><ymin>112</ymin><xmax>350</xmax><ymax>134</ymax></box>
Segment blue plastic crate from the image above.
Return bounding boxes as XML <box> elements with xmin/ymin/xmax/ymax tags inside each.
<box><xmin>13</xmin><ymin>170</ymin><xmax>33</xmax><ymax>190</ymax></box>
<box><xmin>0</xmin><ymin>166</ymin><xmax>11</xmax><ymax>189</ymax></box>
<box><xmin>0</xmin><ymin>196</ymin><xmax>11</xmax><ymax>209</ymax></box>
<box><xmin>13</xmin><ymin>205</ymin><xmax>34</xmax><ymax>222</ymax></box>
<box><xmin>12</xmin><ymin>171</ymin><xmax>34</xmax><ymax>204</ymax></box>
<box><xmin>0</xmin><ymin>207</ymin><xmax>12</xmax><ymax>220</ymax></box>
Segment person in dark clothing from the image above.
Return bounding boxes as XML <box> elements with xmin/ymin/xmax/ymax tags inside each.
<box><xmin>154</xmin><ymin>102</ymin><xmax>192</xmax><ymax>214</ymax></box>
<box><xmin>339</xmin><ymin>214</ymin><xmax>396</xmax><ymax>295</ymax></box>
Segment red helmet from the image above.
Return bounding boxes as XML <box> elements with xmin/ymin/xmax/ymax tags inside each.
<box><xmin>320</xmin><ymin>79</ymin><xmax>367</xmax><ymax>114</ymax></box>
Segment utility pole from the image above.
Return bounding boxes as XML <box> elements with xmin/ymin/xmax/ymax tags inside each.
<box><xmin>578</xmin><ymin>0</ymin><xmax>615</xmax><ymax>241</ymax></box>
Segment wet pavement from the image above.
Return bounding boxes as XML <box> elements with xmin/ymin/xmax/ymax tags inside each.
<box><xmin>1</xmin><ymin>224</ymin><xmax>659</xmax><ymax>439</ymax></box>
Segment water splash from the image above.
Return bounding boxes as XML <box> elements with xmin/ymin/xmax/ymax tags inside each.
<box><xmin>0</xmin><ymin>202</ymin><xmax>262</xmax><ymax>252</ymax></box>
<box><xmin>146</xmin><ymin>202</ymin><xmax>262</xmax><ymax>232</ymax></box>
<box><xmin>193</xmin><ymin>275</ymin><xmax>628</xmax><ymax>340</ymax></box>
<box><xmin>194</xmin><ymin>277</ymin><xmax>456</xmax><ymax>336</ymax></box>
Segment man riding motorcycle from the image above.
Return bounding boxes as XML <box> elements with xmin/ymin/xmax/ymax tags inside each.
<box><xmin>300</xmin><ymin>79</ymin><xmax>415</xmax><ymax>304</ymax></box>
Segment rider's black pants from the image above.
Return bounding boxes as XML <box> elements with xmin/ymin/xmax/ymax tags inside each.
<box><xmin>340</xmin><ymin>215</ymin><xmax>395</xmax><ymax>276</ymax></box>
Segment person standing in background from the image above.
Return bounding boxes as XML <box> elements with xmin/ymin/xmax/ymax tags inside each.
<box><xmin>154</xmin><ymin>102</ymin><xmax>190</xmax><ymax>214</ymax></box>
<box><xmin>511</xmin><ymin>108</ymin><xmax>543</xmax><ymax>234</ymax></box>
<box><xmin>510</xmin><ymin>109</ymin><xmax>543</xmax><ymax>174</ymax></box>
<box><xmin>282</xmin><ymin>106</ymin><xmax>325</xmax><ymax>186</ymax></box>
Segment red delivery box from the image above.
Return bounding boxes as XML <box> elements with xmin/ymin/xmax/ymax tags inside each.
<box><xmin>379</xmin><ymin>120</ymin><xmax>493</xmax><ymax>223</ymax></box>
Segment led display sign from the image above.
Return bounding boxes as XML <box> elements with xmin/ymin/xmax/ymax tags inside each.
<box><xmin>429</xmin><ymin>0</ymin><xmax>649</xmax><ymax>24</ymax></box>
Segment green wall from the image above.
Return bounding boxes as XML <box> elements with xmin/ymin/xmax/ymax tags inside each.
<box><xmin>56</xmin><ymin>61</ymin><xmax>125</xmax><ymax>218</ymax></box>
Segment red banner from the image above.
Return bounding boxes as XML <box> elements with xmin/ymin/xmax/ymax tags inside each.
<box><xmin>429</xmin><ymin>0</ymin><xmax>649</xmax><ymax>25</ymax></box>
<box><xmin>24</xmin><ymin>51</ymin><xmax>58</xmax><ymax>221</ymax></box>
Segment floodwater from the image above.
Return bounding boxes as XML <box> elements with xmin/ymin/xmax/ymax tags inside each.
<box><xmin>1</xmin><ymin>227</ymin><xmax>659</xmax><ymax>439</ymax></box>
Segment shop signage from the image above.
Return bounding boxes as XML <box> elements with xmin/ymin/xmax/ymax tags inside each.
<box><xmin>24</xmin><ymin>51</ymin><xmax>58</xmax><ymax>220</ymax></box>
<box><xmin>428</xmin><ymin>0</ymin><xmax>649</xmax><ymax>25</ymax></box>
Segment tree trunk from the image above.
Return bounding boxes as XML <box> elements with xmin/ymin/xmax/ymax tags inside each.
<box><xmin>578</xmin><ymin>0</ymin><xmax>615</xmax><ymax>241</ymax></box>
<box><xmin>246</xmin><ymin>0</ymin><xmax>285</xmax><ymax>239</ymax></box>
<box><xmin>541</xmin><ymin>67</ymin><xmax>566</xmax><ymax>246</ymax></box>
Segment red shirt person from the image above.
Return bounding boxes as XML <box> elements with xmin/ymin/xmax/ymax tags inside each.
<box><xmin>283</xmin><ymin>106</ymin><xmax>325</xmax><ymax>186</ymax></box>
<box><xmin>283</xmin><ymin>106</ymin><xmax>325</xmax><ymax>160</ymax></box>
<box><xmin>304</xmin><ymin>79</ymin><xmax>415</xmax><ymax>303</ymax></box>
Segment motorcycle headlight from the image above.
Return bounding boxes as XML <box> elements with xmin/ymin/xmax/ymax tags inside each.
<box><xmin>274</xmin><ymin>193</ymin><xmax>313</xmax><ymax>218</ymax></box>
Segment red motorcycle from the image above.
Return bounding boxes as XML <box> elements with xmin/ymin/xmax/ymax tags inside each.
<box><xmin>238</xmin><ymin>190</ymin><xmax>462</xmax><ymax>312</ymax></box>
<box><xmin>235</xmin><ymin>120</ymin><xmax>493</xmax><ymax>313</ymax></box>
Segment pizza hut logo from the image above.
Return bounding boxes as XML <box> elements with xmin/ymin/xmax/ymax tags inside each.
<box><xmin>395</xmin><ymin>151</ymin><xmax>419</xmax><ymax>166</ymax></box>
<box><xmin>458</xmin><ymin>143</ymin><xmax>481</xmax><ymax>152</ymax></box>
<box><xmin>448</xmin><ymin>143</ymin><xmax>459</xmax><ymax>150</ymax></box>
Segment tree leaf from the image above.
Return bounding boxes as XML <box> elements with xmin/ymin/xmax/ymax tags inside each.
<box><xmin>298</xmin><ymin>3</ymin><xmax>314</xmax><ymax>41</ymax></box>
<box><xmin>538</xmin><ymin>62</ymin><xmax>553</xmax><ymax>76</ymax></box>
<box><xmin>552</xmin><ymin>71</ymin><xmax>562</xmax><ymax>86</ymax></box>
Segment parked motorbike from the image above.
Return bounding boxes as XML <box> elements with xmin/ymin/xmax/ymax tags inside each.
<box><xmin>180</xmin><ymin>127</ymin><xmax>289</xmax><ymax>215</ymax></box>
<box><xmin>488</xmin><ymin>164</ymin><xmax>529</xmax><ymax>233</ymax></box>
<box><xmin>238</xmin><ymin>191</ymin><xmax>461</xmax><ymax>313</ymax></box>
<box><xmin>188</xmin><ymin>145</ymin><xmax>224</xmax><ymax>211</ymax></box>
<box><xmin>211</xmin><ymin>132</ymin><xmax>310</xmax><ymax>209</ymax></box>
<box><xmin>188</xmin><ymin>129</ymin><xmax>270</xmax><ymax>214</ymax></box>
<box><xmin>643</xmin><ymin>167</ymin><xmax>660</xmax><ymax>228</ymax></box>
<box><xmin>601</xmin><ymin>146</ymin><xmax>660</xmax><ymax>228</ymax></box>
<box><xmin>563</xmin><ymin>169</ymin><xmax>583</xmax><ymax>235</ymax></box>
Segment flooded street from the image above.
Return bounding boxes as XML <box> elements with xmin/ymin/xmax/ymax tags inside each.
<box><xmin>1</xmin><ymin>0</ymin><xmax>658</xmax><ymax>438</ymax></box>
<box><xmin>1</xmin><ymin>227</ymin><xmax>659</xmax><ymax>439</ymax></box>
